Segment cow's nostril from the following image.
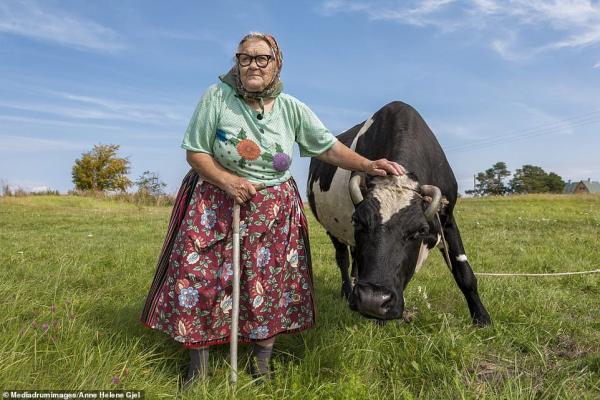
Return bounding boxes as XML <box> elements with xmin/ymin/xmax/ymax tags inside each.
<box><xmin>380</xmin><ymin>293</ymin><xmax>392</xmax><ymax>310</ymax></box>
<box><xmin>354</xmin><ymin>283</ymin><xmax>395</xmax><ymax>318</ymax></box>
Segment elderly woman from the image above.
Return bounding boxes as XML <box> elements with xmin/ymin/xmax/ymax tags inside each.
<box><xmin>140</xmin><ymin>32</ymin><xmax>403</xmax><ymax>384</ymax></box>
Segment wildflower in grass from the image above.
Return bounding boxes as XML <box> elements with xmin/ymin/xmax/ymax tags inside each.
<box><xmin>178</xmin><ymin>287</ymin><xmax>199</xmax><ymax>309</ymax></box>
<box><xmin>50</xmin><ymin>304</ymin><xmax>56</xmax><ymax>313</ymax></box>
<box><xmin>420</xmin><ymin>286</ymin><xmax>431</xmax><ymax>310</ymax></box>
<box><xmin>123</xmin><ymin>368</ymin><xmax>130</xmax><ymax>376</ymax></box>
<box><xmin>112</xmin><ymin>376</ymin><xmax>121</xmax><ymax>385</ymax></box>
<box><xmin>31</xmin><ymin>320</ymin><xmax>37</xmax><ymax>328</ymax></box>
<box><xmin>41</xmin><ymin>323</ymin><xmax>49</xmax><ymax>333</ymax></box>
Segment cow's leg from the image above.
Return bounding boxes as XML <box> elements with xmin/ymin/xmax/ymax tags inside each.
<box><xmin>328</xmin><ymin>233</ymin><xmax>352</xmax><ymax>299</ymax></box>
<box><xmin>441</xmin><ymin>216</ymin><xmax>491</xmax><ymax>326</ymax></box>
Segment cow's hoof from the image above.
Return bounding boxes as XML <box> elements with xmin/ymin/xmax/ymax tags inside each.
<box><xmin>473</xmin><ymin>312</ymin><xmax>492</xmax><ymax>327</ymax></box>
<box><xmin>341</xmin><ymin>285</ymin><xmax>352</xmax><ymax>300</ymax></box>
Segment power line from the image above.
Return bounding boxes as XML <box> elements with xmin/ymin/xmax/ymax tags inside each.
<box><xmin>445</xmin><ymin>109</ymin><xmax>600</xmax><ymax>154</ymax></box>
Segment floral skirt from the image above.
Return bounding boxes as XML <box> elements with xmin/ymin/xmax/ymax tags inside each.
<box><xmin>140</xmin><ymin>171</ymin><xmax>315</xmax><ymax>348</ymax></box>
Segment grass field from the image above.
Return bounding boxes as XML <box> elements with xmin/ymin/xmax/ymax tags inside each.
<box><xmin>1</xmin><ymin>194</ymin><xmax>599</xmax><ymax>399</ymax></box>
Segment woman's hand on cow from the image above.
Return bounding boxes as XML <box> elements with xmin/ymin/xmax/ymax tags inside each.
<box><xmin>364</xmin><ymin>159</ymin><xmax>406</xmax><ymax>177</ymax></box>
<box><xmin>223</xmin><ymin>176</ymin><xmax>257</xmax><ymax>204</ymax></box>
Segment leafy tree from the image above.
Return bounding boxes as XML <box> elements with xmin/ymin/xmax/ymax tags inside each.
<box><xmin>72</xmin><ymin>144</ymin><xmax>132</xmax><ymax>192</ymax></box>
<box><xmin>135</xmin><ymin>170</ymin><xmax>167</xmax><ymax>197</ymax></box>
<box><xmin>546</xmin><ymin>172</ymin><xmax>565</xmax><ymax>193</ymax></box>
<box><xmin>510</xmin><ymin>164</ymin><xmax>565</xmax><ymax>194</ymax></box>
<box><xmin>467</xmin><ymin>161</ymin><xmax>511</xmax><ymax>196</ymax></box>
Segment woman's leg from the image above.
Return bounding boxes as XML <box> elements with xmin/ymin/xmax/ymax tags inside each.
<box><xmin>251</xmin><ymin>336</ymin><xmax>276</xmax><ymax>378</ymax></box>
<box><xmin>183</xmin><ymin>347</ymin><xmax>209</xmax><ymax>385</ymax></box>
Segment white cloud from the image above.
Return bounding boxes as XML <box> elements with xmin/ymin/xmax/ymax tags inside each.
<box><xmin>318</xmin><ymin>0</ymin><xmax>600</xmax><ymax>60</ymax></box>
<box><xmin>0</xmin><ymin>114</ymin><xmax>126</xmax><ymax>130</ymax></box>
<box><xmin>594</xmin><ymin>61</ymin><xmax>600</xmax><ymax>69</ymax></box>
<box><xmin>0</xmin><ymin>134</ymin><xmax>84</xmax><ymax>152</ymax></box>
<box><xmin>490</xmin><ymin>32</ymin><xmax>527</xmax><ymax>61</ymax></box>
<box><xmin>319</xmin><ymin>0</ymin><xmax>459</xmax><ymax>28</ymax></box>
<box><xmin>0</xmin><ymin>0</ymin><xmax>123</xmax><ymax>52</ymax></box>
<box><xmin>0</xmin><ymin>92</ymin><xmax>184</xmax><ymax>125</ymax></box>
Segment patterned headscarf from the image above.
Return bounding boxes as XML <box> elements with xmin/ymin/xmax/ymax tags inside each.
<box><xmin>219</xmin><ymin>33</ymin><xmax>284</xmax><ymax>118</ymax></box>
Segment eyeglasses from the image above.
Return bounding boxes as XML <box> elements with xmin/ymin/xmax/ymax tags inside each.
<box><xmin>236</xmin><ymin>53</ymin><xmax>272</xmax><ymax>68</ymax></box>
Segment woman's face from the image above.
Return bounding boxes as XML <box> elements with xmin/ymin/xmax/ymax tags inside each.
<box><xmin>237</xmin><ymin>39</ymin><xmax>276</xmax><ymax>93</ymax></box>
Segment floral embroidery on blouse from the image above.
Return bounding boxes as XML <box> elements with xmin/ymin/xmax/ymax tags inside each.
<box><xmin>218</xmin><ymin>127</ymin><xmax>292</xmax><ymax>172</ymax></box>
<box><xmin>237</xmin><ymin>139</ymin><xmax>261</xmax><ymax>160</ymax></box>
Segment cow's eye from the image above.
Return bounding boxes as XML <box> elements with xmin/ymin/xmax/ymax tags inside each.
<box><xmin>408</xmin><ymin>225</ymin><xmax>429</xmax><ymax>240</ymax></box>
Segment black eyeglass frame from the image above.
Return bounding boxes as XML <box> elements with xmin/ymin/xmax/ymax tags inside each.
<box><xmin>235</xmin><ymin>53</ymin><xmax>273</xmax><ymax>68</ymax></box>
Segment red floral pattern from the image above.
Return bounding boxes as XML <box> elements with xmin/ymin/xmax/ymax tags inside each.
<box><xmin>146</xmin><ymin>179</ymin><xmax>315</xmax><ymax>347</ymax></box>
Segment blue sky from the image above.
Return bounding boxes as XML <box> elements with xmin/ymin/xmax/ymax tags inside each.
<box><xmin>1</xmin><ymin>0</ymin><xmax>600</xmax><ymax>197</ymax></box>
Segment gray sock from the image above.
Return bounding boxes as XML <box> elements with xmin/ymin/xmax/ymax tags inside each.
<box><xmin>251</xmin><ymin>343</ymin><xmax>273</xmax><ymax>377</ymax></box>
<box><xmin>184</xmin><ymin>348</ymin><xmax>209</xmax><ymax>384</ymax></box>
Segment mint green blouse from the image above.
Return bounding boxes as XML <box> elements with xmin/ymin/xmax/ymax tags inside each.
<box><xmin>181</xmin><ymin>82</ymin><xmax>338</xmax><ymax>186</ymax></box>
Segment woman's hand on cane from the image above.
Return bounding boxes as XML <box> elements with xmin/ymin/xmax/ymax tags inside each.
<box><xmin>223</xmin><ymin>176</ymin><xmax>257</xmax><ymax>204</ymax></box>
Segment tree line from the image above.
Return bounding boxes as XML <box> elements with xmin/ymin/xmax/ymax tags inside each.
<box><xmin>71</xmin><ymin>145</ymin><xmax>565</xmax><ymax>198</ymax></box>
<box><xmin>466</xmin><ymin>161</ymin><xmax>565</xmax><ymax>196</ymax></box>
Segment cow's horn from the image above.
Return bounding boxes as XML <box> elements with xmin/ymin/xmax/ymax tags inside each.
<box><xmin>349</xmin><ymin>174</ymin><xmax>364</xmax><ymax>205</ymax></box>
<box><xmin>421</xmin><ymin>185</ymin><xmax>442</xmax><ymax>220</ymax></box>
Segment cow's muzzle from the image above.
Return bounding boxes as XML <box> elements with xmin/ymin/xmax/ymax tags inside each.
<box><xmin>350</xmin><ymin>282</ymin><xmax>396</xmax><ymax>319</ymax></box>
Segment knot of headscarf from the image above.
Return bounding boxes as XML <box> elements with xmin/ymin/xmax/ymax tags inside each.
<box><xmin>219</xmin><ymin>33</ymin><xmax>284</xmax><ymax>118</ymax></box>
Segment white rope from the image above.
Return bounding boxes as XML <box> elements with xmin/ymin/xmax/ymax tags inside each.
<box><xmin>475</xmin><ymin>269</ymin><xmax>600</xmax><ymax>277</ymax></box>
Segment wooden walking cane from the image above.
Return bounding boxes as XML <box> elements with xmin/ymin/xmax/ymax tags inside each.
<box><xmin>230</xmin><ymin>184</ymin><xmax>264</xmax><ymax>384</ymax></box>
<box><xmin>230</xmin><ymin>201</ymin><xmax>241</xmax><ymax>384</ymax></box>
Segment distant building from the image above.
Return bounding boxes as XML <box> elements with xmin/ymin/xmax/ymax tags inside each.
<box><xmin>563</xmin><ymin>179</ymin><xmax>600</xmax><ymax>194</ymax></box>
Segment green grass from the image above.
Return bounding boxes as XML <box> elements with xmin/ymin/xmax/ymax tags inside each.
<box><xmin>1</xmin><ymin>194</ymin><xmax>599</xmax><ymax>399</ymax></box>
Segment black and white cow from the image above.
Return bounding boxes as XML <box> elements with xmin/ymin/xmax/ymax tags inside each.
<box><xmin>307</xmin><ymin>101</ymin><xmax>491</xmax><ymax>325</ymax></box>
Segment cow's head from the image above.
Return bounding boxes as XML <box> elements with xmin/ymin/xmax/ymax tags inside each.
<box><xmin>348</xmin><ymin>174</ymin><xmax>442</xmax><ymax>320</ymax></box>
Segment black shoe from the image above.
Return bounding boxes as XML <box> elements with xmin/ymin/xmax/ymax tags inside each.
<box><xmin>248</xmin><ymin>361</ymin><xmax>273</xmax><ymax>382</ymax></box>
<box><xmin>181</xmin><ymin>365</ymin><xmax>207</xmax><ymax>389</ymax></box>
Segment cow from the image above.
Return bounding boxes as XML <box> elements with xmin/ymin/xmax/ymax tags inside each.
<box><xmin>307</xmin><ymin>101</ymin><xmax>491</xmax><ymax>326</ymax></box>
